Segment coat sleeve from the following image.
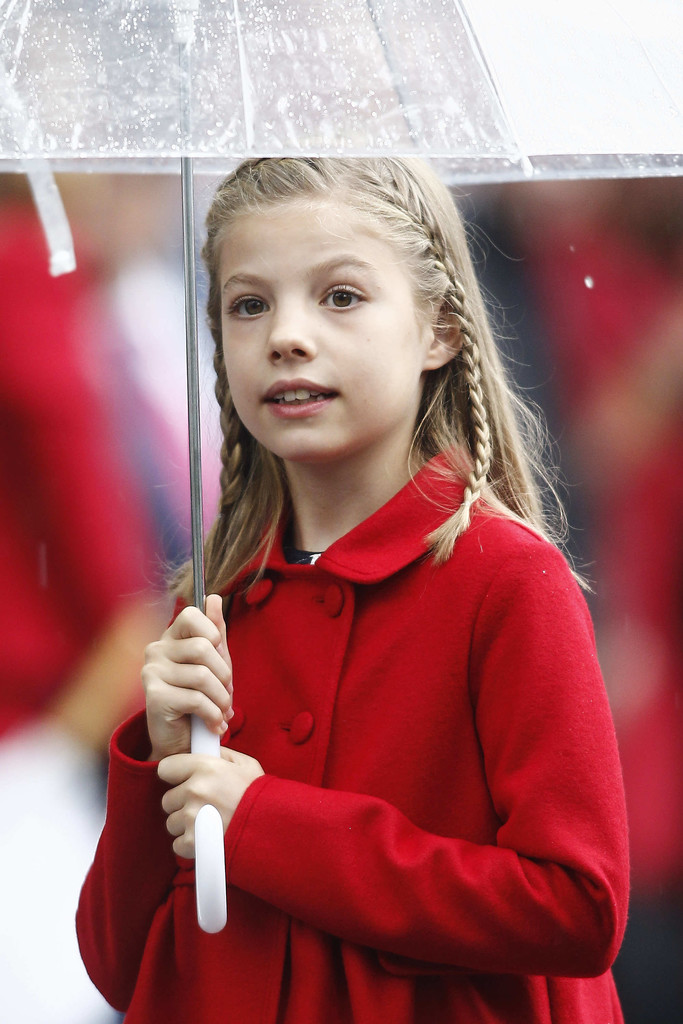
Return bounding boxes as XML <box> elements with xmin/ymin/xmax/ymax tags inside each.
<box><xmin>223</xmin><ymin>544</ymin><xmax>630</xmax><ymax>978</ymax></box>
<box><xmin>76</xmin><ymin>713</ymin><xmax>178</xmax><ymax>1011</ymax></box>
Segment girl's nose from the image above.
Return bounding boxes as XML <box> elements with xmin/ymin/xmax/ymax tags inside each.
<box><xmin>267</xmin><ymin>313</ymin><xmax>317</xmax><ymax>363</ymax></box>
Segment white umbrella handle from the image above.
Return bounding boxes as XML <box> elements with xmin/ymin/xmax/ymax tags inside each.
<box><xmin>176</xmin><ymin>0</ymin><xmax>228</xmax><ymax>933</ymax></box>
<box><xmin>183</xmin><ymin>178</ymin><xmax>228</xmax><ymax>931</ymax></box>
<box><xmin>191</xmin><ymin>718</ymin><xmax>228</xmax><ymax>933</ymax></box>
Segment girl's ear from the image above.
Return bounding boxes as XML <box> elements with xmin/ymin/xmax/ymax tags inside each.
<box><xmin>422</xmin><ymin>315</ymin><xmax>461</xmax><ymax>371</ymax></box>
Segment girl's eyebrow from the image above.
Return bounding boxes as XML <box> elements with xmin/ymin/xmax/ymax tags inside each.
<box><xmin>222</xmin><ymin>272</ymin><xmax>263</xmax><ymax>292</ymax></box>
<box><xmin>221</xmin><ymin>255</ymin><xmax>379</xmax><ymax>293</ymax></box>
<box><xmin>310</xmin><ymin>255</ymin><xmax>379</xmax><ymax>280</ymax></box>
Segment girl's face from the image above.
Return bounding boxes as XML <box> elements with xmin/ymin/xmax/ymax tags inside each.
<box><xmin>218</xmin><ymin>200</ymin><xmax>452</xmax><ymax>481</ymax></box>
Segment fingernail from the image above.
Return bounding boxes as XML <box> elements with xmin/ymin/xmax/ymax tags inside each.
<box><xmin>219</xmin><ymin>721</ymin><xmax>228</xmax><ymax>735</ymax></box>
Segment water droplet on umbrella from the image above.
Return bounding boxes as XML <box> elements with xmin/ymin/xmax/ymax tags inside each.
<box><xmin>584</xmin><ymin>276</ymin><xmax>594</xmax><ymax>289</ymax></box>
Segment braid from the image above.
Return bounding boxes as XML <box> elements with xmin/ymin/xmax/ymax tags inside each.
<box><xmin>199</xmin><ymin>351</ymin><xmax>250</xmax><ymax>594</ymax></box>
<box><xmin>214</xmin><ymin>353</ymin><xmax>245</xmax><ymax>515</ymax></box>
<box><xmin>457</xmin><ymin>330</ymin><xmax>493</xmax><ymax>527</ymax></box>
<box><xmin>395</xmin><ymin>170</ymin><xmax>493</xmax><ymax>535</ymax></box>
<box><xmin>449</xmin><ymin>272</ymin><xmax>492</xmax><ymax>524</ymax></box>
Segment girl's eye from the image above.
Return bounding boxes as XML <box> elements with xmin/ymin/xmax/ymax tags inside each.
<box><xmin>324</xmin><ymin>289</ymin><xmax>361</xmax><ymax>309</ymax></box>
<box><xmin>231</xmin><ymin>296</ymin><xmax>267</xmax><ymax>317</ymax></box>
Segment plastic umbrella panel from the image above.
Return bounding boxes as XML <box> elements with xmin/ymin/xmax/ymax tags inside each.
<box><xmin>1</xmin><ymin>0</ymin><xmax>681</xmax><ymax>181</ymax></box>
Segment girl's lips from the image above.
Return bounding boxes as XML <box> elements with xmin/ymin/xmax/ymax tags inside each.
<box><xmin>267</xmin><ymin>393</ymin><xmax>336</xmax><ymax>419</ymax></box>
<box><xmin>264</xmin><ymin>380</ymin><xmax>334</xmax><ymax>402</ymax></box>
<box><xmin>264</xmin><ymin>380</ymin><xmax>337</xmax><ymax>418</ymax></box>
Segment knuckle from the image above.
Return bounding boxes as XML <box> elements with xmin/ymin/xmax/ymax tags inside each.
<box><xmin>142</xmin><ymin>643</ymin><xmax>162</xmax><ymax>671</ymax></box>
<box><xmin>192</xmin><ymin>693</ymin><xmax>216</xmax><ymax>721</ymax></box>
<box><xmin>198</xmin><ymin>664</ymin><xmax>215</xmax><ymax>689</ymax></box>
<box><xmin>189</xmin><ymin>636</ymin><xmax>212</xmax><ymax>662</ymax></box>
<box><xmin>142</xmin><ymin>674</ymin><xmax>162</xmax><ymax>701</ymax></box>
<box><xmin>177</xmin><ymin>606</ymin><xmax>199</xmax><ymax>626</ymax></box>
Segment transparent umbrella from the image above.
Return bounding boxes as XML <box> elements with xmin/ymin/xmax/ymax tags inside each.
<box><xmin>1</xmin><ymin>0</ymin><xmax>682</xmax><ymax>934</ymax></box>
<box><xmin>2</xmin><ymin>0</ymin><xmax>682</xmax><ymax>179</ymax></box>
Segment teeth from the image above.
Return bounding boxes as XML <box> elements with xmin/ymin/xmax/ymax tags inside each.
<box><xmin>276</xmin><ymin>388</ymin><xmax>324</xmax><ymax>403</ymax></box>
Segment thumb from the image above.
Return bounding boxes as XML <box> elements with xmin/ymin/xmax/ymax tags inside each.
<box><xmin>205</xmin><ymin>594</ymin><xmax>228</xmax><ymax>658</ymax></box>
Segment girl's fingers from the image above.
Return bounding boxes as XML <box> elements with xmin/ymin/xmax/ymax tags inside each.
<box><xmin>161</xmin><ymin>786</ymin><xmax>183</xmax><ymax>816</ymax></box>
<box><xmin>204</xmin><ymin>594</ymin><xmax>233</xmax><ymax>696</ymax></box>
<box><xmin>168</xmin><ymin>604</ymin><xmax>223</xmax><ymax>646</ymax></box>
<box><xmin>154</xmin><ymin>658</ymin><xmax>231</xmax><ymax>711</ymax></box>
<box><xmin>205</xmin><ymin>594</ymin><xmax>227</xmax><ymax>648</ymax></box>
<box><xmin>144</xmin><ymin>601</ymin><xmax>233</xmax><ymax>762</ymax></box>
<box><xmin>147</xmin><ymin>678</ymin><xmax>230</xmax><ymax>732</ymax></box>
<box><xmin>158</xmin><ymin>752</ymin><xmax>264</xmax><ymax>856</ymax></box>
<box><xmin>166</xmin><ymin>635</ymin><xmax>231</xmax><ymax>686</ymax></box>
<box><xmin>154</xmin><ymin>611</ymin><xmax>232</xmax><ymax>686</ymax></box>
<box><xmin>164</xmin><ymin>810</ymin><xmax>185</xmax><ymax>838</ymax></box>
<box><xmin>143</xmin><ymin>638</ymin><xmax>231</xmax><ymax>702</ymax></box>
<box><xmin>143</xmin><ymin>668</ymin><xmax>230</xmax><ymax>728</ymax></box>
<box><xmin>158</xmin><ymin>753</ymin><xmax>194</xmax><ymax>788</ymax></box>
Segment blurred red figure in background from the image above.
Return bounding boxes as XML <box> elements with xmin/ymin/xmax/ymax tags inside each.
<box><xmin>0</xmin><ymin>175</ymin><xmax>170</xmax><ymax>1023</ymax></box>
<box><xmin>472</xmin><ymin>177</ymin><xmax>683</xmax><ymax>1022</ymax></box>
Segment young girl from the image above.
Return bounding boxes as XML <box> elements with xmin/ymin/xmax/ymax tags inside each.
<box><xmin>77</xmin><ymin>157</ymin><xmax>629</xmax><ymax>1024</ymax></box>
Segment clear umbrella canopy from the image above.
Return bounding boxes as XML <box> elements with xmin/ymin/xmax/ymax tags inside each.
<box><xmin>1</xmin><ymin>0</ymin><xmax>682</xmax><ymax>182</ymax></box>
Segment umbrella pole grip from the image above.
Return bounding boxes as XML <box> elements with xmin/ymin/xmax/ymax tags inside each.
<box><xmin>180</xmin><ymin>102</ymin><xmax>228</xmax><ymax>928</ymax></box>
<box><xmin>191</xmin><ymin>717</ymin><xmax>228</xmax><ymax>933</ymax></box>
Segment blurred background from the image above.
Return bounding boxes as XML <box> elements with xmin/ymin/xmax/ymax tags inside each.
<box><xmin>0</xmin><ymin>169</ymin><xmax>681</xmax><ymax>1023</ymax></box>
<box><xmin>0</xmin><ymin>170</ymin><xmax>220</xmax><ymax>1024</ymax></box>
<box><xmin>465</xmin><ymin>175</ymin><xmax>683</xmax><ymax>1024</ymax></box>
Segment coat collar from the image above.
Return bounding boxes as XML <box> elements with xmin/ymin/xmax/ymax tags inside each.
<box><xmin>240</xmin><ymin>457</ymin><xmax>466</xmax><ymax>586</ymax></box>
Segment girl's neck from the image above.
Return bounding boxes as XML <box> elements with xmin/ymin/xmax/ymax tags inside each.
<box><xmin>285</xmin><ymin>455</ymin><xmax>416</xmax><ymax>553</ymax></box>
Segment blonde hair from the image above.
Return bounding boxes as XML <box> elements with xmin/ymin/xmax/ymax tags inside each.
<box><xmin>174</xmin><ymin>157</ymin><xmax>566</xmax><ymax>600</ymax></box>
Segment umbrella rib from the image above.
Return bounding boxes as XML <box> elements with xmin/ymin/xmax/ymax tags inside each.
<box><xmin>232</xmin><ymin>0</ymin><xmax>255</xmax><ymax>153</ymax></box>
<box><xmin>604</xmin><ymin>0</ymin><xmax>683</xmax><ymax>125</ymax></box>
<box><xmin>0</xmin><ymin>0</ymin><xmax>29</xmax><ymax>59</ymax></box>
<box><xmin>454</xmin><ymin>0</ymin><xmax>534</xmax><ymax>176</ymax></box>
<box><xmin>363</xmin><ymin>0</ymin><xmax>420</xmax><ymax>148</ymax></box>
<box><xmin>0</xmin><ymin>55</ymin><xmax>75</xmax><ymax>274</ymax></box>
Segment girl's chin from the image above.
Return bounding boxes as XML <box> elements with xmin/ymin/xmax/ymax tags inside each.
<box><xmin>279</xmin><ymin>449</ymin><xmax>350</xmax><ymax>468</ymax></box>
<box><xmin>274</xmin><ymin>442</ymin><xmax>363</xmax><ymax>470</ymax></box>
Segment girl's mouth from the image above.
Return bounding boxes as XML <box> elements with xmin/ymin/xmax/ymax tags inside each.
<box><xmin>266</xmin><ymin>386</ymin><xmax>337</xmax><ymax>419</ymax></box>
<box><xmin>269</xmin><ymin>388</ymin><xmax>335</xmax><ymax>405</ymax></box>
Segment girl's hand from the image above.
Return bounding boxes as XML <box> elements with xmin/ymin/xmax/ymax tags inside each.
<box><xmin>142</xmin><ymin>595</ymin><xmax>233</xmax><ymax>761</ymax></box>
<box><xmin>158</xmin><ymin>747</ymin><xmax>265</xmax><ymax>858</ymax></box>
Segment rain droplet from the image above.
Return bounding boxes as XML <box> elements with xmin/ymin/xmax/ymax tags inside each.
<box><xmin>584</xmin><ymin>276</ymin><xmax>594</xmax><ymax>289</ymax></box>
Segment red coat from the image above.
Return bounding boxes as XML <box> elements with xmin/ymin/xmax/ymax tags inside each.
<box><xmin>77</xmin><ymin>462</ymin><xmax>629</xmax><ymax>1023</ymax></box>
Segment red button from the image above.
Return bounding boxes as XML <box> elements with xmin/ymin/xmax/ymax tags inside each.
<box><xmin>289</xmin><ymin>711</ymin><xmax>315</xmax><ymax>745</ymax></box>
<box><xmin>244</xmin><ymin>577</ymin><xmax>274</xmax><ymax>606</ymax></box>
<box><xmin>323</xmin><ymin>583</ymin><xmax>344</xmax><ymax>617</ymax></box>
<box><xmin>229</xmin><ymin>707</ymin><xmax>245</xmax><ymax>736</ymax></box>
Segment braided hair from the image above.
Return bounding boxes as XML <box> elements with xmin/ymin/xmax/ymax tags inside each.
<box><xmin>173</xmin><ymin>157</ymin><xmax>561</xmax><ymax>600</ymax></box>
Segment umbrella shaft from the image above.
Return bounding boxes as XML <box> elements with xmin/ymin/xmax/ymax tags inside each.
<box><xmin>181</xmin><ymin>154</ymin><xmax>205</xmax><ymax>611</ymax></box>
